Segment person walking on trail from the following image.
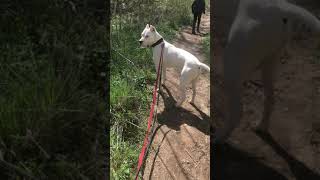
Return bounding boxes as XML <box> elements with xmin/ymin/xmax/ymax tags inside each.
<box><xmin>192</xmin><ymin>0</ymin><xmax>205</xmax><ymax>34</ymax></box>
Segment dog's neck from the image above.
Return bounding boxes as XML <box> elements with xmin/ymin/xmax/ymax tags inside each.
<box><xmin>151</xmin><ymin>38</ymin><xmax>164</xmax><ymax>48</ymax></box>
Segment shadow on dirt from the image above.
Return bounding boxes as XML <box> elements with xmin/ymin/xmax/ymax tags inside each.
<box><xmin>147</xmin><ymin>128</ymin><xmax>172</xmax><ymax>180</ymax></box>
<box><xmin>212</xmin><ymin>131</ymin><xmax>320</xmax><ymax>180</ymax></box>
<box><xmin>156</xmin><ymin>85</ymin><xmax>210</xmax><ymax>135</ymax></box>
<box><xmin>212</xmin><ymin>142</ymin><xmax>288</xmax><ymax>180</ymax></box>
<box><xmin>255</xmin><ymin>131</ymin><xmax>320</xmax><ymax>180</ymax></box>
<box><xmin>142</xmin><ymin>125</ymin><xmax>174</xmax><ymax>180</ymax></box>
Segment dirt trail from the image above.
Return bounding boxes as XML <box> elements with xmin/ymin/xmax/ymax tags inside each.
<box><xmin>142</xmin><ymin>12</ymin><xmax>211</xmax><ymax>180</ymax></box>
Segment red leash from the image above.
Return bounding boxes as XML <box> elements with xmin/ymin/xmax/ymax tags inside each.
<box><xmin>134</xmin><ymin>43</ymin><xmax>164</xmax><ymax>180</ymax></box>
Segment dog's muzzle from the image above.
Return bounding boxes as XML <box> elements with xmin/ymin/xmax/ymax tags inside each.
<box><xmin>139</xmin><ymin>40</ymin><xmax>143</xmax><ymax>45</ymax></box>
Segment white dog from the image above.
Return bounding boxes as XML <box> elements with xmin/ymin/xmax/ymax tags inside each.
<box><xmin>214</xmin><ymin>0</ymin><xmax>320</xmax><ymax>143</ymax></box>
<box><xmin>139</xmin><ymin>24</ymin><xmax>210</xmax><ymax>106</ymax></box>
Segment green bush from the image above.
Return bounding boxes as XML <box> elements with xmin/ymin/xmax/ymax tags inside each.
<box><xmin>0</xmin><ymin>1</ymin><xmax>106</xmax><ymax>179</ymax></box>
<box><xmin>202</xmin><ymin>34</ymin><xmax>210</xmax><ymax>63</ymax></box>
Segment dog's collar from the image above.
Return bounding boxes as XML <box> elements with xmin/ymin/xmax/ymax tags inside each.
<box><xmin>151</xmin><ymin>38</ymin><xmax>164</xmax><ymax>48</ymax></box>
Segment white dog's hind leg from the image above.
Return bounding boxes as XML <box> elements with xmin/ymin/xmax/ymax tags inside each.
<box><xmin>176</xmin><ymin>67</ymin><xmax>196</xmax><ymax>107</ymax></box>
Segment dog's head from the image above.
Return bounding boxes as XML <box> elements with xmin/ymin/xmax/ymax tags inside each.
<box><xmin>139</xmin><ymin>24</ymin><xmax>162</xmax><ymax>48</ymax></box>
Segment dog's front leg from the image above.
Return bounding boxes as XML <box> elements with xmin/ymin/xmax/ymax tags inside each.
<box><xmin>154</xmin><ymin>63</ymin><xmax>162</xmax><ymax>92</ymax></box>
<box><xmin>255</xmin><ymin>59</ymin><xmax>276</xmax><ymax>133</ymax></box>
<box><xmin>214</xmin><ymin>79</ymin><xmax>242</xmax><ymax>143</ymax></box>
<box><xmin>214</xmin><ymin>51</ymin><xmax>243</xmax><ymax>143</ymax></box>
<box><xmin>176</xmin><ymin>75</ymin><xmax>188</xmax><ymax>107</ymax></box>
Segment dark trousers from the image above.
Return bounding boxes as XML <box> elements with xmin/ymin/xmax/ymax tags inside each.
<box><xmin>192</xmin><ymin>13</ymin><xmax>202</xmax><ymax>34</ymax></box>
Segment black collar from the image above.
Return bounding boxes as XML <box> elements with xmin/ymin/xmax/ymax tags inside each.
<box><xmin>151</xmin><ymin>38</ymin><xmax>164</xmax><ymax>48</ymax></box>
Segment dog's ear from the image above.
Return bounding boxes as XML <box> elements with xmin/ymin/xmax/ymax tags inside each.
<box><xmin>150</xmin><ymin>25</ymin><xmax>156</xmax><ymax>32</ymax></box>
<box><xmin>146</xmin><ymin>24</ymin><xmax>150</xmax><ymax>28</ymax></box>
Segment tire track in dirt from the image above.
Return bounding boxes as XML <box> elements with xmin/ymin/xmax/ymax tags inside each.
<box><xmin>142</xmin><ymin>11</ymin><xmax>210</xmax><ymax>180</ymax></box>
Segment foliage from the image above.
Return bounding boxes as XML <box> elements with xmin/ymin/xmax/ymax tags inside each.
<box><xmin>0</xmin><ymin>0</ymin><xmax>107</xmax><ymax>179</ymax></box>
<box><xmin>202</xmin><ymin>34</ymin><xmax>210</xmax><ymax>63</ymax></box>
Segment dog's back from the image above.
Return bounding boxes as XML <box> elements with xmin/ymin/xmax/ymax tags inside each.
<box><xmin>215</xmin><ymin>0</ymin><xmax>320</xmax><ymax>76</ymax></box>
<box><xmin>164</xmin><ymin>42</ymin><xmax>201</xmax><ymax>67</ymax></box>
<box><xmin>228</xmin><ymin>0</ymin><xmax>320</xmax><ymax>75</ymax></box>
<box><xmin>215</xmin><ymin>0</ymin><xmax>320</xmax><ymax>47</ymax></box>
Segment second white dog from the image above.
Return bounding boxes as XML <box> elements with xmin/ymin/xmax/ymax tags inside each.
<box><xmin>139</xmin><ymin>24</ymin><xmax>210</xmax><ymax>106</ymax></box>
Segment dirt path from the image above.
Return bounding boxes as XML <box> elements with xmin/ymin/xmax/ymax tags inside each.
<box><xmin>213</xmin><ymin>8</ymin><xmax>320</xmax><ymax>180</ymax></box>
<box><xmin>142</xmin><ymin>12</ymin><xmax>211</xmax><ymax>180</ymax></box>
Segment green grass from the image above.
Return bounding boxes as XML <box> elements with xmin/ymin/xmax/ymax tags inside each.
<box><xmin>202</xmin><ymin>34</ymin><xmax>210</xmax><ymax>64</ymax></box>
<box><xmin>110</xmin><ymin>127</ymin><xmax>139</xmax><ymax>179</ymax></box>
<box><xmin>0</xmin><ymin>1</ymin><xmax>106</xmax><ymax>179</ymax></box>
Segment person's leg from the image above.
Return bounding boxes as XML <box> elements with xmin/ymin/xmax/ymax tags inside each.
<box><xmin>192</xmin><ymin>13</ymin><xmax>197</xmax><ymax>34</ymax></box>
<box><xmin>197</xmin><ymin>13</ymin><xmax>202</xmax><ymax>33</ymax></box>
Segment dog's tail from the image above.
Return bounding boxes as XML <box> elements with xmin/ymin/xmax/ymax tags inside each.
<box><xmin>283</xmin><ymin>3</ymin><xmax>320</xmax><ymax>34</ymax></box>
<box><xmin>199</xmin><ymin>62</ymin><xmax>210</xmax><ymax>72</ymax></box>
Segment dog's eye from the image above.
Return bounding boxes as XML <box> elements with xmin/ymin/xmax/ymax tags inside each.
<box><xmin>145</xmin><ymin>35</ymin><xmax>149</xmax><ymax>38</ymax></box>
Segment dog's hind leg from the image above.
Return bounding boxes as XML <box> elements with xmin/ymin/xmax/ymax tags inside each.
<box><xmin>176</xmin><ymin>67</ymin><xmax>195</xmax><ymax>107</ymax></box>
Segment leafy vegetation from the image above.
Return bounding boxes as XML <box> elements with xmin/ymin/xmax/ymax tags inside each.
<box><xmin>202</xmin><ymin>34</ymin><xmax>211</xmax><ymax>64</ymax></box>
<box><xmin>110</xmin><ymin>0</ymin><xmax>208</xmax><ymax>179</ymax></box>
<box><xmin>0</xmin><ymin>0</ymin><xmax>107</xmax><ymax>179</ymax></box>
